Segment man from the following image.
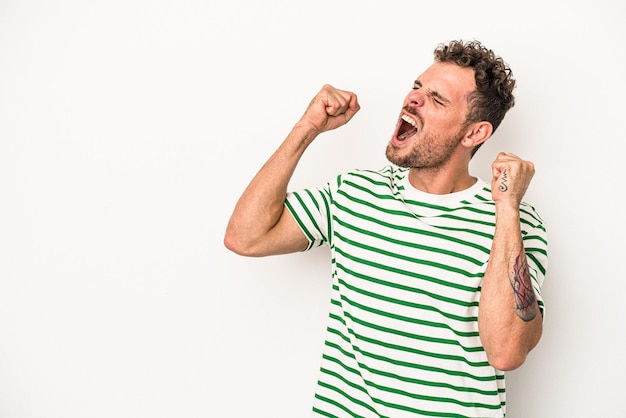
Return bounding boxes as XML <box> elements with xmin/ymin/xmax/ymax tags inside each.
<box><xmin>224</xmin><ymin>40</ymin><xmax>547</xmax><ymax>417</ymax></box>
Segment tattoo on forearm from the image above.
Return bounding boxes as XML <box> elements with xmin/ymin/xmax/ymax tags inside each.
<box><xmin>510</xmin><ymin>251</ymin><xmax>538</xmax><ymax>322</ymax></box>
<box><xmin>498</xmin><ymin>169</ymin><xmax>508</xmax><ymax>192</ymax></box>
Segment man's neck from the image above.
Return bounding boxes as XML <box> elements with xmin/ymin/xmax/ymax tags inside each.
<box><xmin>407</xmin><ymin>167</ymin><xmax>477</xmax><ymax>195</ymax></box>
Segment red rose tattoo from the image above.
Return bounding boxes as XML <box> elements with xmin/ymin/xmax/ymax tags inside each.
<box><xmin>510</xmin><ymin>251</ymin><xmax>538</xmax><ymax>322</ymax></box>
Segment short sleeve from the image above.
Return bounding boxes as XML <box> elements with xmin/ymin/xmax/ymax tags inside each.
<box><xmin>285</xmin><ymin>182</ymin><xmax>334</xmax><ymax>251</ymax></box>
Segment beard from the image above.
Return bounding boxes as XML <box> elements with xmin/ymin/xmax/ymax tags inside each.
<box><xmin>385</xmin><ymin>127</ymin><xmax>465</xmax><ymax>169</ymax></box>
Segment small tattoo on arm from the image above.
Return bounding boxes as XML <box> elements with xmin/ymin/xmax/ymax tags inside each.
<box><xmin>498</xmin><ymin>170</ymin><xmax>508</xmax><ymax>192</ymax></box>
<box><xmin>510</xmin><ymin>251</ymin><xmax>538</xmax><ymax>322</ymax></box>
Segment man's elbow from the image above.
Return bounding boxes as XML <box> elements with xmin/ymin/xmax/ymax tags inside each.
<box><xmin>486</xmin><ymin>331</ymin><xmax>542</xmax><ymax>371</ymax></box>
<box><xmin>223</xmin><ymin>229</ymin><xmax>257</xmax><ymax>257</ymax></box>
<box><xmin>487</xmin><ymin>350</ymin><xmax>529</xmax><ymax>371</ymax></box>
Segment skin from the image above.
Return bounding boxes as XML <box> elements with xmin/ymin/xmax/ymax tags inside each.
<box><xmin>224</xmin><ymin>61</ymin><xmax>542</xmax><ymax>371</ymax></box>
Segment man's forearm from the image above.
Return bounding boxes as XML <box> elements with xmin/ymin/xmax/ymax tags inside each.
<box><xmin>478</xmin><ymin>204</ymin><xmax>542</xmax><ymax>370</ymax></box>
<box><xmin>224</xmin><ymin>125</ymin><xmax>317</xmax><ymax>255</ymax></box>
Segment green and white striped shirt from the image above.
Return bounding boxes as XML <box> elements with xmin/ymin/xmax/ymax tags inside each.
<box><xmin>285</xmin><ymin>165</ymin><xmax>548</xmax><ymax>418</ymax></box>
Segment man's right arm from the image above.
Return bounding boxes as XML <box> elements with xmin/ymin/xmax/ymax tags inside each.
<box><xmin>223</xmin><ymin>85</ymin><xmax>360</xmax><ymax>257</ymax></box>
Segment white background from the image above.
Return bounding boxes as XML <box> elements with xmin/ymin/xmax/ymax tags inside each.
<box><xmin>1</xmin><ymin>1</ymin><xmax>625</xmax><ymax>417</ymax></box>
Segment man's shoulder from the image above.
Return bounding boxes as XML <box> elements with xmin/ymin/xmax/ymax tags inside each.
<box><xmin>339</xmin><ymin>165</ymin><xmax>408</xmax><ymax>183</ymax></box>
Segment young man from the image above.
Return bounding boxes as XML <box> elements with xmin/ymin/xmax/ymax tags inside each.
<box><xmin>224</xmin><ymin>40</ymin><xmax>548</xmax><ymax>417</ymax></box>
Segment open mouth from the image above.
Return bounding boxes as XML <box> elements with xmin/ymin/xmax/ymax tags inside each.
<box><xmin>397</xmin><ymin>114</ymin><xmax>418</xmax><ymax>140</ymax></box>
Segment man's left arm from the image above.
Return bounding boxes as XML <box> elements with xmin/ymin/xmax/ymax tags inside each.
<box><xmin>478</xmin><ymin>152</ymin><xmax>543</xmax><ymax>371</ymax></box>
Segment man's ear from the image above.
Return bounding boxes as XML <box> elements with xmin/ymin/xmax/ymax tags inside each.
<box><xmin>462</xmin><ymin>121</ymin><xmax>493</xmax><ymax>148</ymax></box>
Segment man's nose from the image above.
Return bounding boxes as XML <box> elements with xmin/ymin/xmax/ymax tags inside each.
<box><xmin>407</xmin><ymin>89</ymin><xmax>423</xmax><ymax>107</ymax></box>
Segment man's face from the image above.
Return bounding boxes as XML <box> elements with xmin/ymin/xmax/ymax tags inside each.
<box><xmin>386</xmin><ymin>62</ymin><xmax>476</xmax><ymax>169</ymax></box>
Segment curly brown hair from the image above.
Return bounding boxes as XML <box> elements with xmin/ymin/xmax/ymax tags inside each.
<box><xmin>434</xmin><ymin>40</ymin><xmax>516</xmax><ymax>151</ymax></box>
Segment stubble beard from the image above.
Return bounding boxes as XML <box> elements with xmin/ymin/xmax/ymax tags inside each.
<box><xmin>385</xmin><ymin>129</ymin><xmax>465</xmax><ymax>170</ymax></box>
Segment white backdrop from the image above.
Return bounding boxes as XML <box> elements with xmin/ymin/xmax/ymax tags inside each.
<box><xmin>1</xmin><ymin>1</ymin><xmax>625</xmax><ymax>417</ymax></box>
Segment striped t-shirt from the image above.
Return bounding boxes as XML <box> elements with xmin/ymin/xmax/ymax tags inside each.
<box><xmin>284</xmin><ymin>165</ymin><xmax>548</xmax><ymax>418</ymax></box>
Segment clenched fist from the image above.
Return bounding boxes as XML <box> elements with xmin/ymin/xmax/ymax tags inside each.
<box><xmin>491</xmin><ymin>152</ymin><xmax>535</xmax><ymax>206</ymax></box>
<box><xmin>296</xmin><ymin>84</ymin><xmax>360</xmax><ymax>135</ymax></box>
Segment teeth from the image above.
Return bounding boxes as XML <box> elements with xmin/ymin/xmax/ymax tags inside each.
<box><xmin>401</xmin><ymin>114</ymin><xmax>417</xmax><ymax>127</ymax></box>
